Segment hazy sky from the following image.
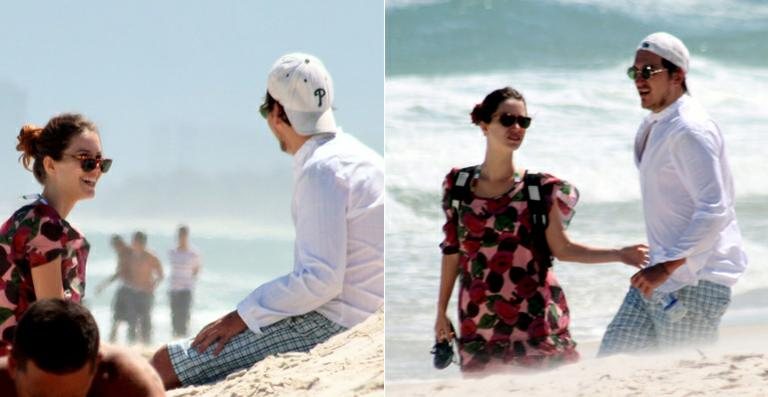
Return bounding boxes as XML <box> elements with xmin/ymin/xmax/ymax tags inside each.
<box><xmin>0</xmin><ymin>1</ymin><xmax>384</xmax><ymax>235</ymax></box>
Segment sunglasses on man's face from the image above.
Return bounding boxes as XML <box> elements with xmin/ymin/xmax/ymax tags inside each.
<box><xmin>627</xmin><ymin>64</ymin><xmax>666</xmax><ymax>81</ymax></box>
<box><xmin>494</xmin><ymin>113</ymin><xmax>532</xmax><ymax>129</ymax></box>
<box><xmin>259</xmin><ymin>102</ymin><xmax>270</xmax><ymax>119</ymax></box>
<box><xmin>66</xmin><ymin>154</ymin><xmax>113</xmax><ymax>173</ymax></box>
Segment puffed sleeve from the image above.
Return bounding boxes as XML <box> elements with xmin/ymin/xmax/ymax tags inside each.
<box><xmin>439</xmin><ymin>168</ymin><xmax>460</xmax><ymax>254</ymax></box>
<box><xmin>541</xmin><ymin>174</ymin><xmax>580</xmax><ymax>228</ymax></box>
<box><xmin>26</xmin><ymin>204</ymin><xmax>66</xmax><ymax>268</ymax></box>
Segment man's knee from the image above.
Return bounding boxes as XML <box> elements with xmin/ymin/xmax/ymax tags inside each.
<box><xmin>150</xmin><ymin>345</ymin><xmax>182</xmax><ymax>390</ymax></box>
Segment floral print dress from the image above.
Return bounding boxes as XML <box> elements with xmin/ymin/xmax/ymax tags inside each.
<box><xmin>0</xmin><ymin>199</ymin><xmax>89</xmax><ymax>355</ymax></box>
<box><xmin>441</xmin><ymin>168</ymin><xmax>580</xmax><ymax>371</ymax></box>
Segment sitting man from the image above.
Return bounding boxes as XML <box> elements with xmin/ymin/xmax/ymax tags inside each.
<box><xmin>0</xmin><ymin>299</ymin><xmax>164</xmax><ymax>397</ymax></box>
<box><xmin>151</xmin><ymin>52</ymin><xmax>384</xmax><ymax>389</ymax></box>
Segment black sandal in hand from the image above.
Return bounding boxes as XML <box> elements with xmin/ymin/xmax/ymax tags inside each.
<box><xmin>431</xmin><ymin>322</ymin><xmax>456</xmax><ymax>369</ymax></box>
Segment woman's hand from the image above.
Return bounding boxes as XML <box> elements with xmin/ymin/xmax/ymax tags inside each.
<box><xmin>434</xmin><ymin>313</ymin><xmax>455</xmax><ymax>342</ymax></box>
<box><xmin>618</xmin><ymin>244</ymin><xmax>649</xmax><ymax>269</ymax></box>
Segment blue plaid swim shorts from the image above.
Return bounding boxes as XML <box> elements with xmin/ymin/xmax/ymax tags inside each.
<box><xmin>598</xmin><ymin>280</ymin><xmax>731</xmax><ymax>356</ymax></box>
<box><xmin>168</xmin><ymin>311</ymin><xmax>347</xmax><ymax>386</ymax></box>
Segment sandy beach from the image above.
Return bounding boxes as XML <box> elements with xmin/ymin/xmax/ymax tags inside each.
<box><xmin>166</xmin><ymin>309</ymin><xmax>384</xmax><ymax>397</ymax></box>
<box><xmin>387</xmin><ymin>325</ymin><xmax>768</xmax><ymax>397</ymax></box>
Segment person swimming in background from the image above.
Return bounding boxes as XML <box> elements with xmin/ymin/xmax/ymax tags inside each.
<box><xmin>125</xmin><ymin>231</ymin><xmax>164</xmax><ymax>344</ymax></box>
<box><xmin>95</xmin><ymin>235</ymin><xmax>135</xmax><ymax>343</ymax></box>
<box><xmin>168</xmin><ymin>225</ymin><xmax>202</xmax><ymax>338</ymax></box>
<box><xmin>0</xmin><ymin>113</ymin><xmax>112</xmax><ymax>356</ymax></box>
<box><xmin>96</xmin><ymin>231</ymin><xmax>163</xmax><ymax>345</ymax></box>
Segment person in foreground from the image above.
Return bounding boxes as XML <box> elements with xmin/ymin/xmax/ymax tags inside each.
<box><xmin>598</xmin><ymin>32</ymin><xmax>747</xmax><ymax>356</ymax></box>
<box><xmin>435</xmin><ymin>87</ymin><xmax>648</xmax><ymax>372</ymax></box>
<box><xmin>0</xmin><ymin>113</ymin><xmax>111</xmax><ymax>355</ymax></box>
<box><xmin>0</xmin><ymin>299</ymin><xmax>164</xmax><ymax>397</ymax></box>
<box><xmin>151</xmin><ymin>53</ymin><xmax>384</xmax><ymax>388</ymax></box>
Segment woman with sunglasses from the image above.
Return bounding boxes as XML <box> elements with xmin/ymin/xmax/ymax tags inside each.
<box><xmin>435</xmin><ymin>87</ymin><xmax>648</xmax><ymax>372</ymax></box>
<box><xmin>0</xmin><ymin>113</ymin><xmax>112</xmax><ymax>355</ymax></box>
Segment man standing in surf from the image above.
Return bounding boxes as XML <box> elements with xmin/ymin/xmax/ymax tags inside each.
<box><xmin>150</xmin><ymin>53</ymin><xmax>384</xmax><ymax>389</ymax></box>
<box><xmin>599</xmin><ymin>32</ymin><xmax>747</xmax><ymax>355</ymax></box>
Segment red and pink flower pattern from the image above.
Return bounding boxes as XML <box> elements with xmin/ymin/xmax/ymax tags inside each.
<box><xmin>440</xmin><ymin>168</ymin><xmax>580</xmax><ymax>371</ymax></box>
<box><xmin>0</xmin><ymin>201</ymin><xmax>89</xmax><ymax>355</ymax></box>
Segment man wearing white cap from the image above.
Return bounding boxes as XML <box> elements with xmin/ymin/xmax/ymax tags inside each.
<box><xmin>598</xmin><ymin>33</ymin><xmax>747</xmax><ymax>355</ymax></box>
<box><xmin>150</xmin><ymin>53</ymin><xmax>384</xmax><ymax>388</ymax></box>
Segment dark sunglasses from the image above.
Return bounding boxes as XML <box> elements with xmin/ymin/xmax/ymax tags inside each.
<box><xmin>627</xmin><ymin>64</ymin><xmax>666</xmax><ymax>80</ymax></box>
<box><xmin>259</xmin><ymin>102</ymin><xmax>270</xmax><ymax>119</ymax></box>
<box><xmin>495</xmin><ymin>113</ymin><xmax>532</xmax><ymax>129</ymax></box>
<box><xmin>66</xmin><ymin>154</ymin><xmax>113</xmax><ymax>173</ymax></box>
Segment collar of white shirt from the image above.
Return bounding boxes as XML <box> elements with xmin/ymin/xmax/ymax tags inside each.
<box><xmin>646</xmin><ymin>94</ymin><xmax>689</xmax><ymax>124</ymax></box>
<box><xmin>293</xmin><ymin>131</ymin><xmax>339</xmax><ymax>168</ymax></box>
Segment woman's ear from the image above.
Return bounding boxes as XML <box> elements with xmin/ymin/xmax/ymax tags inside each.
<box><xmin>480</xmin><ymin>122</ymin><xmax>489</xmax><ymax>136</ymax></box>
<box><xmin>43</xmin><ymin>155</ymin><xmax>56</xmax><ymax>177</ymax></box>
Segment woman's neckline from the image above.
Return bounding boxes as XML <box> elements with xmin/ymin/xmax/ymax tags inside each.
<box><xmin>470</xmin><ymin>166</ymin><xmax>528</xmax><ymax>200</ymax></box>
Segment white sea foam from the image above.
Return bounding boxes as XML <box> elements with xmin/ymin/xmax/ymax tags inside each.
<box><xmin>554</xmin><ymin>0</ymin><xmax>768</xmax><ymax>25</ymax></box>
<box><xmin>387</xmin><ymin>57</ymin><xmax>768</xmax><ymax>204</ymax></box>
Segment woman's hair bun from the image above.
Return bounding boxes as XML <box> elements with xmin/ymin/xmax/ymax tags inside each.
<box><xmin>470</xmin><ymin>103</ymin><xmax>483</xmax><ymax>125</ymax></box>
<box><xmin>17</xmin><ymin>123</ymin><xmax>43</xmax><ymax>168</ymax></box>
<box><xmin>471</xmin><ymin>87</ymin><xmax>526</xmax><ymax>126</ymax></box>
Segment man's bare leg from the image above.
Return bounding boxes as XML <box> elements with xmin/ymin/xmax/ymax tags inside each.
<box><xmin>108</xmin><ymin>320</ymin><xmax>119</xmax><ymax>343</ymax></box>
<box><xmin>150</xmin><ymin>345</ymin><xmax>182</xmax><ymax>390</ymax></box>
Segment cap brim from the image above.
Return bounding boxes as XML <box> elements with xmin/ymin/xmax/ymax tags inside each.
<box><xmin>285</xmin><ymin>108</ymin><xmax>338</xmax><ymax>136</ymax></box>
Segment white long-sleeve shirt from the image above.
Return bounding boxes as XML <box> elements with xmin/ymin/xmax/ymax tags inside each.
<box><xmin>236</xmin><ymin>131</ymin><xmax>384</xmax><ymax>333</ymax></box>
<box><xmin>634</xmin><ymin>95</ymin><xmax>747</xmax><ymax>293</ymax></box>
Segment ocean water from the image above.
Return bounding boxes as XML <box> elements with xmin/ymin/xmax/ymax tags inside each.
<box><xmin>80</xmin><ymin>230</ymin><xmax>294</xmax><ymax>347</ymax></box>
<box><xmin>385</xmin><ymin>0</ymin><xmax>768</xmax><ymax>382</ymax></box>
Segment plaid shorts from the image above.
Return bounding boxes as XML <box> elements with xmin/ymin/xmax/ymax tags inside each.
<box><xmin>168</xmin><ymin>311</ymin><xmax>347</xmax><ymax>386</ymax></box>
<box><xmin>598</xmin><ymin>280</ymin><xmax>731</xmax><ymax>356</ymax></box>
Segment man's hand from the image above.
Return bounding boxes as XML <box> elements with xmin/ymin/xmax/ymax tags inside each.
<box><xmin>630</xmin><ymin>258</ymin><xmax>686</xmax><ymax>298</ymax></box>
<box><xmin>191</xmin><ymin>310</ymin><xmax>248</xmax><ymax>356</ymax></box>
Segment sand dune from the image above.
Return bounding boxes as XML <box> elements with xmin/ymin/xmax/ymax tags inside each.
<box><xmin>167</xmin><ymin>309</ymin><xmax>384</xmax><ymax>397</ymax></box>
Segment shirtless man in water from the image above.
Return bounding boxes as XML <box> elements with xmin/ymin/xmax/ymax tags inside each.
<box><xmin>95</xmin><ymin>235</ymin><xmax>134</xmax><ymax>343</ymax></box>
<box><xmin>126</xmin><ymin>231</ymin><xmax>164</xmax><ymax>345</ymax></box>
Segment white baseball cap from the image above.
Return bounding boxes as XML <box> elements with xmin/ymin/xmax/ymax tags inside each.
<box><xmin>267</xmin><ymin>53</ymin><xmax>337</xmax><ymax>136</ymax></box>
<box><xmin>637</xmin><ymin>32</ymin><xmax>690</xmax><ymax>73</ymax></box>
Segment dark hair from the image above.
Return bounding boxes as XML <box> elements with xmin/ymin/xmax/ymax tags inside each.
<box><xmin>261</xmin><ymin>91</ymin><xmax>292</xmax><ymax>126</ymax></box>
<box><xmin>178</xmin><ymin>225</ymin><xmax>189</xmax><ymax>236</ymax></box>
<box><xmin>110</xmin><ymin>234</ymin><xmax>125</xmax><ymax>247</ymax></box>
<box><xmin>133</xmin><ymin>231</ymin><xmax>147</xmax><ymax>245</ymax></box>
<box><xmin>12</xmin><ymin>299</ymin><xmax>99</xmax><ymax>374</ymax></box>
<box><xmin>16</xmin><ymin>113</ymin><xmax>99</xmax><ymax>184</ymax></box>
<box><xmin>661</xmin><ymin>58</ymin><xmax>689</xmax><ymax>94</ymax></box>
<box><xmin>470</xmin><ymin>87</ymin><xmax>527</xmax><ymax>125</ymax></box>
